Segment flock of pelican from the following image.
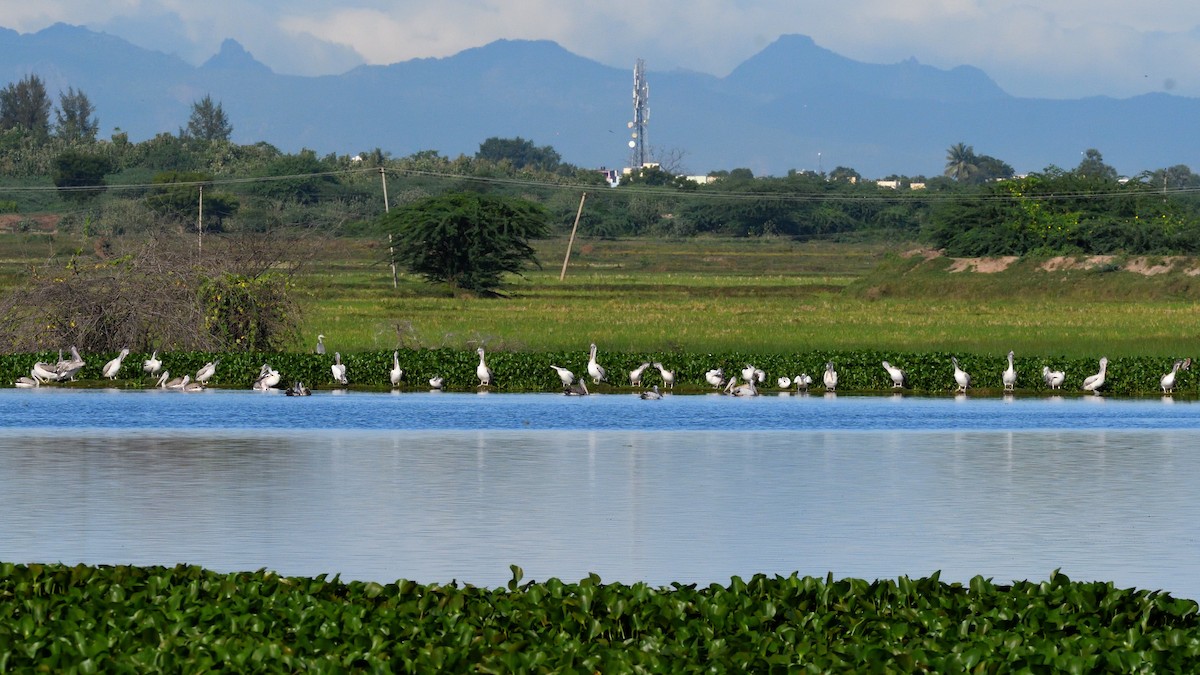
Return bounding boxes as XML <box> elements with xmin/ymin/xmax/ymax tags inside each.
<box><xmin>10</xmin><ymin>341</ymin><xmax>1194</xmax><ymax>397</ymax></box>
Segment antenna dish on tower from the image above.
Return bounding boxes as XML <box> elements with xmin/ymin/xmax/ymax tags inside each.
<box><xmin>629</xmin><ymin>58</ymin><xmax>649</xmax><ymax>169</ymax></box>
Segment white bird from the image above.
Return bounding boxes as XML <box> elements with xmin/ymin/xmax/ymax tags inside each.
<box><xmin>629</xmin><ymin>362</ymin><xmax>651</xmax><ymax>387</ymax></box>
<box><xmin>729</xmin><ymin>378</ymin><xmax>759</xmax><ymax>397</ymax></box>
<box><xmin>1160</xmin><ymin>358</ymin><xmax>1189</xmax><ymax>394</ymax></box>
<box><xmin>195</xmin><ymin>359</ymin><xmax>219</xmax><ymax>385</ymax></box>
<box><xmin>56</xmin><ymin>346</ymin><xmax>85</xmax><ymax>381</ymax></box>
<box><xmin>253</xmin><ymin>364</ymin><xmax>281</xmax><ymax>391</ymax></box>
<box><xmin>168</xmin><ymin>374</ymin><xmax>191</xmax><ymax>390</ymax></box>
<box><xmin>14</xmin><ymin>376</ymin><xmax>38</xmax><ymax>388</ymax></box>
<box><xmin>142</xmin><ymin>350</ymin><xmax>162</xmax><ymax>376</ymax></box>
<box><xmin>31</xmin><ymin>361</ymin><xmax>60</xmax><ymax>383</ymax></box>
<box><xmin>741</xmin><ymin>365</ymin><xmax>757</xmax><ymax>384</ymax></box>
<box><xmin>777</xmin><ymin>376</ymin><xmax>792</xmax><ymax>389</ymax></box>
<box><xmin>315</xmin><ymin>334</ymin><xmax>326</xmax><ymax>355</ymax></box>
<box><xmin>653</xmin><ymin>362</ymin><xmax>675</xmax><ymax>389</ymax></box>
<box><xmin>476</xmin><ymin>347</ymin><xmax>493</xmax><ymax>387</ymax></box>
<box><xmin>640</xmin><ymin>385</ymin><xmax>663</xmax><ymax>400</ymax></box>
<box><xmin>286</xmin><ymin>381</ymin><xmax>311</xmax><ymax>396</ymax></box>
<box><xmin>182</xmin><ymin>377</ymin><xmax>205</xmax><ymax>392</ymax></box>
<box><xmin>1042</xmin><ymin>366</ymin><xmax>1065</xmax><ymax>390</ymax></box>
<box><xmin>795</xmin><ymin>374</ymin><xmax>813</xmax><ymax>392</ymax></box>
<box><xmin>565</xmin><ymin>379</ymin><xmax>589</xmax><ymax>396</ymax></box>
<box><xmin>951</xmin><ymin>356</ymin><xmax>970</xmax><ymax>393</ymax></box>
<box><xmin>429</xmin><ymin>375</ymin><xmax>445</xmax><ymax>390</ymax></box>
<box><xmin>550</xmin><ymin>365</ymin><xmax>576</xmax><ymax>388</ymax></box>
<box><xmin>1002</xmin><ymin>351</ymin><xmax>1016</xmax><ymax>392</ymax></box>
<box><xmin>587</xmin><ymin>343</ymin><xmax>606</xmax><ymax>384</ymax></box>
<box><xmin>754</xmin><ymin>368</ymin><xmax>766</xmax><ymax>384</ymax></box>
<box><xmin>1082</xmin><ymin>357</ymin><xmax>1108</xmax><ymax>395</ymax></box>
<box><xmin>331</xmin><ymin>352</ymin><xmax>348</xmax><ymax>386</ymax></box>
<box><xmin>390</xmin><ymin>351</ymin><xmax>404</xmax><ymax>387</ymax></box>
<box><xmin>823</xmin><ymin>362</ymin><xmax>838</xmax><ymax>392</ymax></box>
<box><xmin>155</xmin><ymin>371</ymin><xmax>181</xmax><ymax>389</ymax></box>
<box><xmin>102</xmin><ymin>348</ymin><xmax>130</xmax><ymax>380</ymax></box>
<box><xmin>882</xmin><ymin>361</ymin><xmax>905</xmax><ymax>389</ymax></box>
<box><xmin>705</xmin><ymin>368</ymin><xmax>725</xmax><ymax>388</ymax></box>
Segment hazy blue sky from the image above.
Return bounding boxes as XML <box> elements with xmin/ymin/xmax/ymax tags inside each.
<box><xmin>1</xmin><ymin>1</ymin><xmax>1197</xmax><ymax>99</ymax></box>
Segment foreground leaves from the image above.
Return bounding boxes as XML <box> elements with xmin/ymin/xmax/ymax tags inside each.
<box><xmin>0</xmin><ymin>564</ymin><xmax>1197</xmax><ymax>672</ymax></box>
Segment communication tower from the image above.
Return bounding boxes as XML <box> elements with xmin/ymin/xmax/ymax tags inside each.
<box><xmin>628</xmin><ymin>58</ymin><xmax>649</xmax><ymax>169</ymax></box>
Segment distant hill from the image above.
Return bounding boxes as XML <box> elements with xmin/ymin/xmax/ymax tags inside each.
<box><xmin>0</xmin><ymin>23</ymin><xmax>1196</xmax><ymax>177</ymax></box>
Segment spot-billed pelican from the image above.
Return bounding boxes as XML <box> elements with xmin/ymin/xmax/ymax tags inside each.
<box><xmin>253</xmin><ymin>363</ymin><xmax>281</xmax><ymax>391</ymax></box>
<box><xmin>169</xmin><ymin>375</ymin><xmax>191</xmax><ymax>391</ymax></box>
<box><xmin>741</xmin><ymin>365</ymin><xmax>757</xmax><ymax>384</ymax></box>
<box><xmin>551</xmin><ymin>365</ymin><xmax>576</xmax><ymax>388</ymax></box>
<box><xmin>587</xmin><ymin>343</ymin><xmax>606</xmax><ymax>384</ymax></box>
<box><xmin>476</xmin><ymin>347</ymin><xmax>492</xmax><ymax>387</ymax></box>
<box><xmin>653</xmin><ymin>362</ymin><xmax>675</xmax><ymax>389</ymax></box>
<box><xmin>331</xmin><ymin>352</ymin><xmax>347</xmax><ymax>386</ymax></box>
<box><xmin>196</xmin><ymin>359</ymin><xmax>219</xmax><ymax>385</ymax></box>
<box><xmin>640</xmin><ymin>385</ymin><xmax>663</xmax><ymax>400</ymax></box>
<box><xmin>1042</xmin><ymin>366</ymin><xmax>1065</xmax><ymax>390</ymax></box>
<box><xmin>56</xmin><ymin>346</ymin><xmax>85</xmax><ymax>381</ymax></box>
<box><xmin>429</xmin><ymin>375</ymin><xmax>445</xmax><ymax>390</ymax></box>
<box><xmin>1161</xmin><ymin>358</ymin><xmax>1189</xmax><ymax>394</ymax></box>
<box><xmin>730</xmin><ymin>378</ymin><xmax>759</xmax><ymax>397</ymax></box>
<box><xmin>823</xmin><ymin>362</ymin><xmax>838</xmax><ymax>392</ymax></box>
<box><xmin>951</xmin><ymin>357</ymin><xmax>970</xmax><ymax>393</ymax></box>
<box><xmin>316</xmin><ymin>334</ymin><xmax>326</xmax><ymax>355</ymax></box>
<box><xmin>182</xmin><ymin>377</ymin><xmax>205</xmax><ymax>392</ymax></box>
<box><xmin>777</xmin><ymin>376</ymin><xmax>792</xmax><ymax>389</ymax></box>
<box><xmin>795</xmin><ymin>374</ymin><xmax>813</xmax><ymax>392</ymax></box>
<box><xmin>565</xmin><ymin>379</ymin><xmax>589</xmax><ymax>396</ymax></box>
<box><xmin>1002</xmin><ymin>351</ymin><xmax>1016</xmax><ymax>391</ymax></box>
<box><xmin>286</xmin><ymin>381</ymin><xmax>311</xmax><ymax>396</ymax></box>
<box><xmin>882</xmin><ymin>361</ymin><xmax>905</xmax><ymax>389</ymax></box>
<box><xmin>1082</xmin><ymin>357</ymin><xmax>1108</xmax><ymax>395</ymax></box>
<box><xmin>629</xmin><ymin>362</ymin><xmax>650</xmax><ymax>387</ymax></box>
<box><xmin>143</xmin><ymin>350</ymin><xmax>162</xmax><ymax>376</ymax></box>
<box><xmin>102</xmin><ymin>348</ymin><xmax>130</xmax><ymax>380</ymax></box>
<box><xmin>32</xmin><ymin>361</ymin><xmax>60</xmax><ymax>383</ymax></box>
<box><xmin>14</xmin><ymin>376</ymin><xmax>38</xmax><ymax>388</ymax></box>
<box><xmin>390</xmin><ymin>351</ymin><xmax>404</xmax><ymax>387</ymax></box>
<box><xmin>705</xmin><ymin>368</ymin><xmax>725</xmax><ymax>389</ymax></box>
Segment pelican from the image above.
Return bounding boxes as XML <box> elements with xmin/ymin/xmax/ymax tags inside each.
<box><xmin>14</xmin><ymin>376</ymin><xmax>38</xmax><ymax>388</ymax></box>
<box><xmin>331</xmin><ymin>352</ymin><xmax>348</xmax><ymax>386</ymax></box>
<box><xmin>142</xmin><ymin>350</ymin><xmax>162</xmax><ymax>376</ymax></box>
<box><xmin>795</xmin><ymin>374</ymin><xmax>813</xmax><ymax>392</ymax></box>
<box><xmin>476</xmin><ymin>347</ymin><xmax>493</xmax><ymax>387</ymax></box>
<box><xmin>587</xmin><ymin>343</ymin><xmax>606</xmax><ymax>384</ymax></box>
<box><xmin>1042</xmin><ymin>366</ymin><xmax>1065</xmax><ymax>390</ymax></box>
<box><xmin>777</xmin><ymin>376</ymin><xmax>792</xmax><ymax>389</ymax></box>
<box><xmin>155</xmin><ymin>370</ymin><xmax>177</xmax><ymax>388</ymax></box>
<box><xmin>640</xmin><ymin>385</ymin><xmax>663</xmax><ymax>400</ymax></box>
<box><xmin>1082</xmin><ymin>357</ymin><xmax>1108</xmax><ymax>395</ymax></box>
<box><xmin>195</xmin><ymin>359</ymin><xmax>219</xmax><ymax>385</ymax></box>
<box><xmin>823</xmin><ymin>362</ymin><xmax>838</xmax><ymax>392</ymax></box>
<box><xmin>315</xmin><ymin>334</ymin><xmax>326</xmax><ymax>355</ymax></box>
<box><xmin>182</xmin><ymin>377</ymin><xmax>205</xmax><ymax>392</ymax></box>
<box><xmin>741</xmin><ymin>365</ymin><xmax>757</xmax><ymax>384</ymax></box>
<box><xmin>1160</xmin><ymin>358</ymin><xmax>1188</xmax><ymax>394</ymax></box>
<box><xmin>56</xmin><ymin>346</ymin><xmax>85</xmax><ymax>381</ymax></box>
<box><xmin>629</xmin><ymin>362</ymin><xmax>650</xmax><ymax>387</ymax></box>
<box><xmin>705</xmin><ymin>368</ymin><xmax>725</xmax><ymax>389</ymax></box>
<box><xmin>951</xmin><ymin>357</ymin><xmax>970</xmax><ymax>393</ymax></box>
<box><xmin>882</xmin><ymin>361</ymin><xmax>905</xmax><ymax>389</ymax></box>
<box><xmin>253</xmin><ymin>363</ymin><xmax>281</xmax><ymax>391</ymax></box>
<box><xmin>390</xmin><ymin>351</ymin><xmax>404</xmax><ymax>387</ymax></box>
<box><xmin>565</xmin><ymin>379</ymin><xmax>589</xmax><ymax>396</ymax></box>
<box><xmin>429</xmin><ymin>375</ymin><xmax>445</xmax><ymax>390</ymax></box>
<box><xmin>1002</xmin><ymin>351</ymin><xmax>1016</xmax><ymax>392</ymax></box>
<box><xmin>168</xmin><ymin>375</ymin><xmax>191</xmax><ymax>391</ymax></box>
<box><xmin>32</xmin><ymin>361</ymin><xmax>60</xmax><ymax>383</ymax></box>
<box><xmin>729</xmin><ymin>378</ymin><xmax>759</xmax><ymax>397</ymax></box>
<box><xmin>102</xmin><ymin>348</ymin><xmax>130</xmax><ymax>380</ymax></box>
<box><xmin>653</xmin><ymin>362</ymin><xmax>675</xmax><ymax>389</ymax></box>
<box><xmin>286</xmin><ymin>381</ymin><xmax>311</xmax><ymax>396</ymax></box>
<box><xmin>551</xmin><ymin>365</ymin><xmax>576</xmax><ymax>388</ymax></box>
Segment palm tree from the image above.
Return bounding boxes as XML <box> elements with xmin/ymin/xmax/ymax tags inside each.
<box><xmin>944</xmin><ymin>143</ymin><xmax>977</xmax><ymax>181</ymax></box>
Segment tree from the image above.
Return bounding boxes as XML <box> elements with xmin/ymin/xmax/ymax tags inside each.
<box><xmin>383</xmin><ymin>192</ymin><xmax>549</xmax><ymax>295</ymax></box>
<box><xmin>1075</xmin><ymin>148</ymin><xmax>1118</xmax><ymax>181</ymax></box>
<box><xmin>944</xmin><ymin>142</ymin><xmax>977</xmax><ymax>181</ymax></box>
<box><xmin>0</xmin><ymin>74</ymin><xmax>51</xmax><ymax>136</ymax></box>
<box><xmin>250</xmin><ymin>150</ymin><xmax>337</xmax><ymax>204</ymax></box>
<box><xmin>184</xmin><ymin>95</ymin><xmax>232</xmax><ymax>142</ymax></box>
<box><xmin>475</xmin><ymin>137</ymin><xmax>562</xmax><ymax>172</ymax></box>
<box><xmin>145</xmin><ymin>171</ymin><xmax>239</xmax><ymax>231</ymax></box>
<box><xmin>52</xmin><ymin>150</ymin><xmax>113</xmax><ymax>202</ymax></box>
<box><xmin>54</xmin><ymin>87</ymin><xmax>99</xmax><ymax>143</ymax></box>
<box><xmin>973</xmin><ymin>154</ymin><xmax>1015</xmax><ymax>183</ymax></box>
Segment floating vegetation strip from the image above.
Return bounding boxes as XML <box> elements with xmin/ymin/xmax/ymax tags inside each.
<box><xmin>0</xmin><ymin>564</ymin><xmax>1198</xmax><ymax>671</ymax></box>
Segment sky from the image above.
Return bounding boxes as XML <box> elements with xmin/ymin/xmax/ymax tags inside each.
<box><xmin>1</xmin><ymin>1</ymin><xmax>1199</xmax><ymax>100</ymax></box>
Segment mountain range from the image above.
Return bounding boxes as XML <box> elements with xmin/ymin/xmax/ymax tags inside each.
<box><xmin>1</xmin><ymin>23</ymin><xmax>1196</xmax><ymax>178</ymax></box>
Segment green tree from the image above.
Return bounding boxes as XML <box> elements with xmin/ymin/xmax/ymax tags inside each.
<box><xmin>146</xmin><ymin>171</ymin><xmax>239</xmax><ymax>231</ymax></box>
<box><xmin>52</xmin><ymin>150</ymin><xmax>113</xmax><ymax>202</ymax></box>
<box><xmin>476</xmin><ymin>136</ymin><xmax>562</xmax><ymax>172</ymax></box>
<box><xmin>0</xmin><ymin>74</ymin><xmax>51</xmax><ymax>136</ymax></box>
<box><xmin>944</xmin><ymin>142</ymin><xmax>977</xmax><ymax>181</ymax></box>
<box><xmin>1075</xmin><ymin>148</ymin><xmax>1118</xmax><ymax>181</ymax></box>
<box><xmin>383</xmin><ymin>192</ymin><xmax>549</xmax><ymax>295</ymax></box>
<box><xmin>184</xmin><ymin>95</ymin><xmax>232</xmax><ymax>142</ymax></box>
<box><xmin>54</xmin><ymin>87</ymin><xmax>99</xmax><ymax>143</ymax></box>
<box><xmin>250</xmin><ymin>150</ymin><xmax>337</xmax><ymax>204</ymax></box>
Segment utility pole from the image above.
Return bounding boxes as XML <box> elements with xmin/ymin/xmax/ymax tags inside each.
<box><xmin>381</xmin><ymin>167</ymin><xmax>397</xmax><ymax>288</ymax></box>
<box><xmin>559</xmin><ymin>192</ymin><xmax>587</xmax><ymax>280</ymax></box>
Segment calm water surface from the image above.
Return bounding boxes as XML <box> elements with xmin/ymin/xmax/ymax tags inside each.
<box><xmin>1</xmin><ymin>389</ymin><xmax>1198</xmax><ymax>598</ymax></box>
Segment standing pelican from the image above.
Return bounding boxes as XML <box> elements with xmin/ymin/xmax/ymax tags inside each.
<box><xmin>551</xmin><ymin>365</ymin><xmax>576</xmax><ymax>388</ymax></box>
<box><xmin>429</xmin><ymin>375</ymin><xmax>445</xmax><ymax>390</ymax></box>
<box><xmin>195</xmin><ymin>359</ymin><xmax>219</xmax><ymax>385</ymax></box>
<box><xmin>1160</xmin><ymin>358</ymin><xmax>1189</xmax><ymax>394</ymax></box>
<box><xmin>331</xmin><ymin>352</ymin><xmax>348</xmax><ymax>386</ymax></box>
<box><xmin>390</xmin><ymin>351</ymin><xmax>404</xmax><ymax>387</ymax></box>
<box><xmin>315</xmin><ymin>334</ymin><xmax>326</xmax><ymax>355</ymax></box>
<box><xmin>705</xmin><ymin>368</ymin><xmax>725</xmax><ymax>389</ymax></box>
<box><xmin>823</xmin><ymin>362</ymin><xmax>838</xmax><ymax>392</ymax></box>
<box><xmin>142</xmin><ymin>350</ymin><xmax>162</xmax><ymax>376</ymax></box>
<box><xmin>951</xmin><ymin>357</ymin><xmax>971</xmax><ymax>393</ymax></box>
<box><xmin>1002</xmin><ymin>351</ymin><xmax>1017</xmax><ymax>392</ymax></box>
<box><xmin>253</xmin><ymin>364</ymin><xmax>281</xmax><ymax>391</ymax></box>
<box><xmin>102</xmin><ymin>348</ymin><xmax>130</xmax><ymax>380</ymax></box>
<box><xmin>653</xmin><ymin>362</ymin><xmax>675</xmax><ymax>389</ymax></box>
<box><xmin>1082</xmin><ymin>357</ymin><xmax>1108</xmax><ymax>395</ymax></box>
<box><xmin>640</xmin><ymin>385</ymin><xmax>663</xmax><ymax>400</ymax></box>
<box><xmin>476</xmin><ymin>347</ymin><xmax>493</xmax><ymax>387</ymax></box>
<box><xmin>629</xmin><ymin>362</ymin><xmax>650</xmax><ymax>387</ymax></box>
<box><xmin>795</xmin><ymin>374</ymin><xmax>813</xmax><ymax>392</ymax></box>
<box><xmin>741</xmin><ymin>365</ymin><xmax>757</xmax><ymax>384</ymax></box>
<box><xmin>882</xmin><ymin>361</ymin><xmax>905</xmax><ymax>389</ymax></box>
<box><xmin>32</xmin><ymin>361</ymin><xmax>60</xmax><ymax>383</ymax></box>
<box><xmin>587</xmin><ymin>343</ymin><xmax>606</xmax><ymax>384</ymax></box>
<box><xmin>57</xmin><ymin>346</ymin><xmax>85</xmax><ymax>381</ymax></box>
<box><xmin>1042</xmin><ymin>366</ymin><xmax>1065</xmax><ymax>390</ymax></box>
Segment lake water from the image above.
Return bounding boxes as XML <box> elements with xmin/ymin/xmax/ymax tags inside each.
<box><xmin>2</xmin><ymin>389</ymin><xmax>1199</xmax><ymax>599</ymax></box>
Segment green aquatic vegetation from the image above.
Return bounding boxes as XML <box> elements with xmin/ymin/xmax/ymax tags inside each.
<box><xmin>0</xmin><ymin>563</ymin><xmax>1197</xmax><ymax>672</ymax></box>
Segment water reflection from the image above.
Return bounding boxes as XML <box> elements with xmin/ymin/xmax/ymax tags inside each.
<box><xmin>1</xmin><ymin>428</ymin><xmax>1197</xmax><ymax>599</ymax></box>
